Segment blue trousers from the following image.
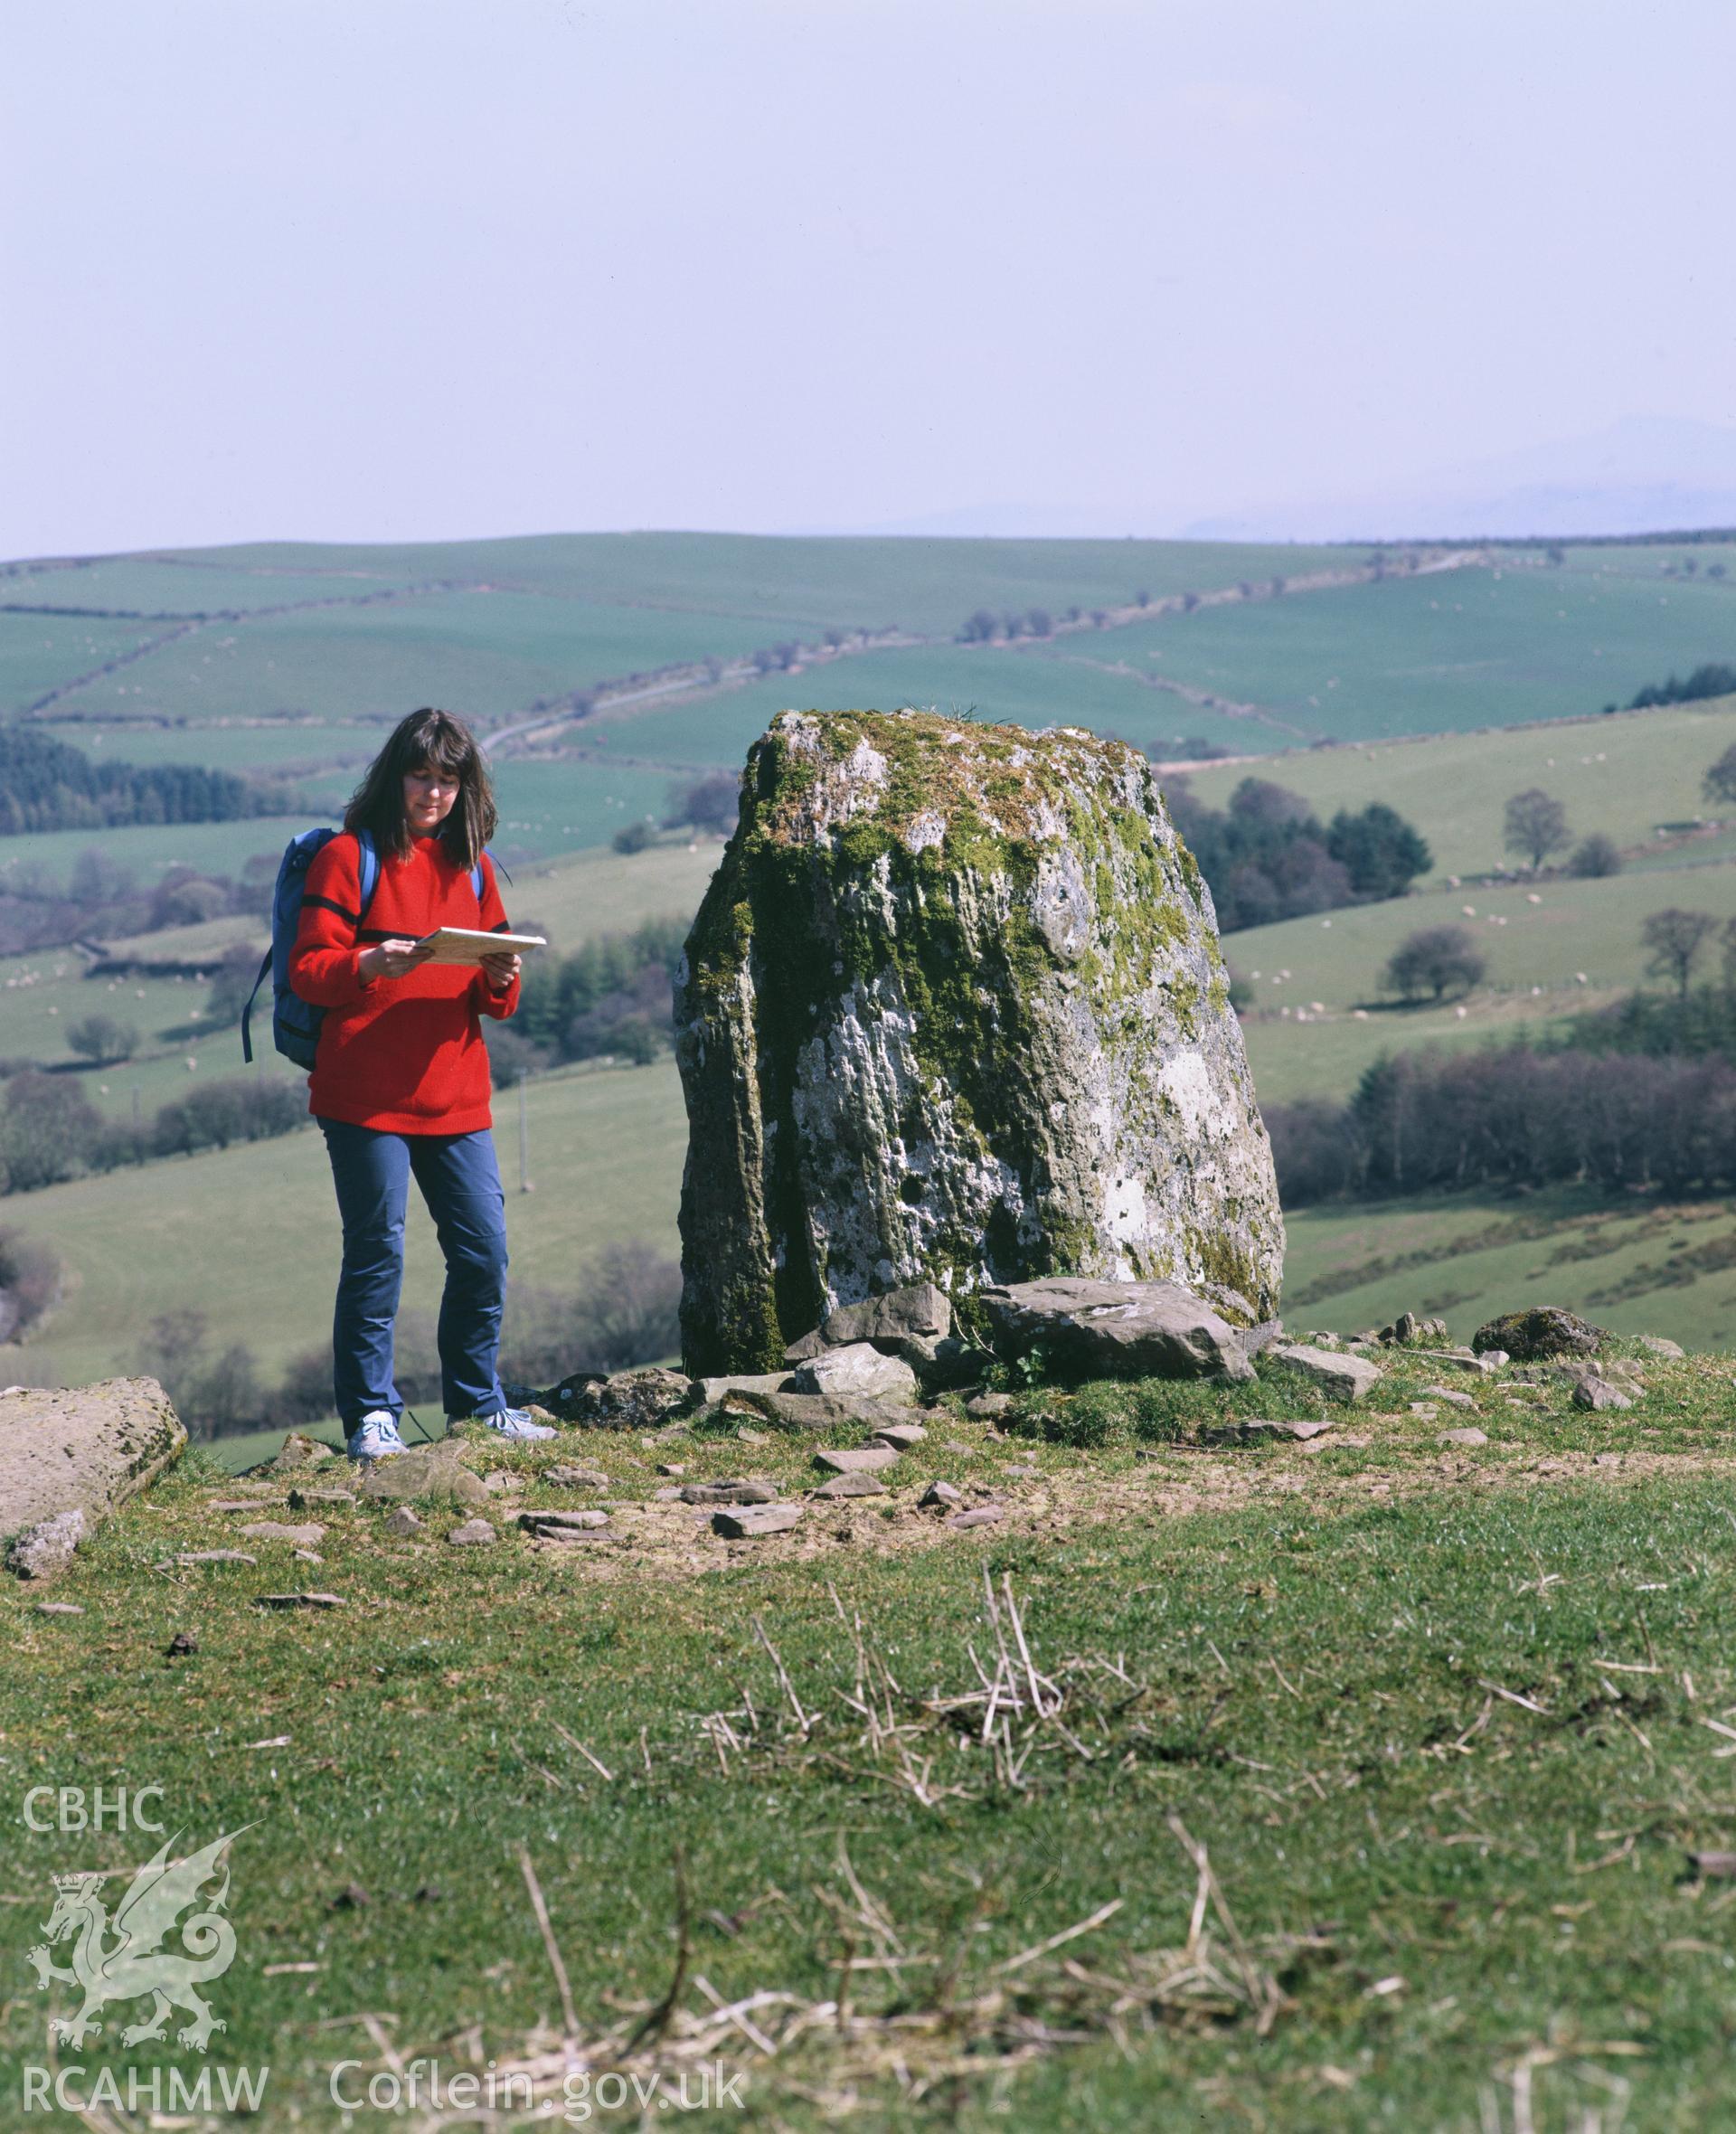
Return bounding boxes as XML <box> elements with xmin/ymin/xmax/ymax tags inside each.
<box><xmin>317</xmin><ymin>1118</ymin><xmax>509</xmax><ymax>1430</ymax></box>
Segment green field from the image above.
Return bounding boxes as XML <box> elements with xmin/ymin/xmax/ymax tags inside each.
<box><xmin>6</xmin><ymin>1061</ymin><xmax>685</xmax><ymax>1389</ymax></box>
<box><xmin>0</xmin><ymin>612</ymin><xmax>160</xmax><ymax>712</ymax></box>
<box><xmin>1181</xmin><ymin>697</ymin><xmax>1736</xmax><ymax>883</ymax></box>
<box><xmin>577</xmin><ymin>640</ymin><xmax>1264</xmax><ymax>770</ymax></box>
<box><xmin>1084</xmin><ymin>560</ymin><xmax>1736</xmax><ymax>741</ymax></box>
<box><xmin>1284</xmin><ymin>1185</ymin><xmax>1736</xmax><ymax>1351</ymax></box>
<box><xmin>12</xmin><ymin>1357</ymin><xmax>1736</xmax><ymax>2123</ymax></box>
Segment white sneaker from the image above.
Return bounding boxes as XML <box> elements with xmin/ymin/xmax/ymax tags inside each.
<box><xmin>346</xmin><ymin>1410</ymin><xmax>407</xmax><ymax>1461</ymax></box>
<box><xmin>481</xmin><ymin>1405</ymin><xmax>556</xmax><ymax>1441</ymax></box>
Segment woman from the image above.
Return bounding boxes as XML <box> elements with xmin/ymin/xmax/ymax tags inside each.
<box><xmin>289</xmin><ymin>706</ymin><xmax>554</xmax><ymax>1459</ymax></box>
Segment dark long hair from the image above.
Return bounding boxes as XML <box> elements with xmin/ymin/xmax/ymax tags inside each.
<box><xmin>344</xmin><ymin>709</ymin><xmax>498</xmax><ymax>866</ymax></box>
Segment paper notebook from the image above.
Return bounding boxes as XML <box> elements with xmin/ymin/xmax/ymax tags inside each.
<box><xmin>415</xmin><ymin>927</ymin><xmax>549</xmax><ymax>965</ymax></box>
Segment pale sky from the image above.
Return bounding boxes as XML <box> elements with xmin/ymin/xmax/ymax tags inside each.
<box><xmin>5</xmin><ymin>0</ymin><xmax>1734</xmax><ymax>557</ymax></box>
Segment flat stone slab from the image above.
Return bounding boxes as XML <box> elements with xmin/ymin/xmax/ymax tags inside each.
<box><xmin>792</xmin><ymin>1343</ymin><xmax>920</xmax><ymax>1401</ymax></box>
<box><xmin>1411</xmin><ymin>1347</ymin><xmax>1494</xmax><ymax>1375</ymax></box>
<box><xmin>814</xmin><ymin>1445</ymin><xmax>901</xmax><ymax>1475</ymax></box>
<box><xmin>814</xmin><ymin>1472</ymin><xmax>889</xmax><ymax>1499</ymax></box>
<box><xmin>1239</xmin><ymin>1416</ymin><xmax>1337</xmax><ymax>1441</ymax></box>
<box><xmin>1266</xmin><ymin>1344</ymin><xmax>1382</xmax><ymax>1403</ymax></box>
<box><xmin>734</xmin><ymin>1388</ymin><xmax>922</xmax><ymax>1434</ymax></box>
<box><xmin>1419</xmin><ymin>1384</ymin><xmax>1477</xmax><ymax>1410</ymax></box>
<box><xmin>36</xmin><ymin>1600</ymin><xmax>84</xmax><ymax>1616</ymax></box>
<box><xmin>872</xmin><ymin>1422</ymin><xmax>928</xmax><ymax>1449</ymax></box>
<box><xmin>256</xmin><ymin>1591</ymin><xmax>347</xmax><ymax>1609</ymax></box>
<box><xmin>1440</xmin><ymin>1427</ymin><xmax>1489</xmax><ymax>1447</ymax></box>
<box><xmin>698</xmin><ymin>1372</ymin><xmax>795</xmax><ymax>1404</ymax></box>
<box><xmin>948</xmin><ymin>1506</ymin><xmax>1005</xmax><ymax>1532</ymax></box>
<box><xmin>240</xmin><ymin>1522</ymin><xmax>326</xmax><ymax>1547</ymax></box>
<box><xmin>519</xmin><ymin>1508</ymin><xmax>609</xmax><ymax>1534</ymax></box>
<box><xmin>920</xmin><ymin>1480</ymin><xmax>963</xmax><ymax>1508</ymax></box>
<box><xmin>287</xmin><ymin>1487</ymin><xmax>356</xmax><ymax>1507</ymax></box>
<box><xmin>542</xmin><ymin>1464</ymin><xmax>609</xmax><ymax>1490</ymax></box>
<box><xmin>446</xmin><ymin>1518</ymin><xmax>497</xmax><ymax>1546</ymax></box>
<box><xmin>680</xmin><ymin>1478</ymin><xmax>779</xmax><ymax>1505</ymax></box>
<box><xmin>383</xmin><ymin>1507</ymin><xmax>423</xmax><ymax>1536</ymax></box>
<box><xmin>1572</xmin><ymin>1377</ymin><xmax>1633</xmax><ymax>1412</ymax></box>
<box><xmin>712</xmin><ymin>1504</ymin><xmax>802</xmax><ymax>1540</ymax></box>
<box><xmin>824</xmin><ymin>1281</ymin><xmax>952</xmax><ymax>1346</ymax></box>
<box><xmin>1</xmin><ymin>1378</ymin><xmax>184</xmax><ymax>1557</ymax></box>
<box><xmin>981</xmin><ymin>1279</ymin><xmax>1254</xmax><ymax>1383</ymax></box>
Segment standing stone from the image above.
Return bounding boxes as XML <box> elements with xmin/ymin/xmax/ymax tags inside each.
<box><xmin>674</xmin><ymin>708</ymin><xmax>1283</xmax><ymax>1374</ymax></box>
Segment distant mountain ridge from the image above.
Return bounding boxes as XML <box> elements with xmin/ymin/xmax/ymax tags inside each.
<box><xmin>838</xmin><ymin>418</ymin><xmax>1736</xmax><ymax>545</ymax></box>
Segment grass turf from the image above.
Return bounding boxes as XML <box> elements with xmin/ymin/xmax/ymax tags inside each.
<box><xmin>7</xmin><ymin>1346</ymin><xmax>1736</xmax><ymax>2127</ymax></box>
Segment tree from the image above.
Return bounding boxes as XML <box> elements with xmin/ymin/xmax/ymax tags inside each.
<box><xmin>1568</xmin><ymin>834</ymin><xmax>1623</xmax><ymax>878</ymax></box>
<box><xmin>66</xmin><ymin>1014</ymin><xmax>137</xmax><ymax>1065</ymax></box>
<box><xmin>1504</xmin><ymin>787</ymin><xmax>1571</xmax><ymax>870</ymax></box>
<box><xmin>665</xmin><ymin>772</ymin><xmax>738</xmax><ymax>836</ymax></box>
<box><xmin>1326</xmin><ymin>803</ymin><xmax>1432</xmax><ymax>900</ymax></box>
<box><xmin>204</xmin><ymin>941</ymin><xmax>263</xmax><ymax>1025</ymax></box>
<box><xmin>1642</xmin><ymin>907</ymin><xmax>1716</xmax><ymax>997</ymax></box>
<box><xmin>611</xmin><ymin>818</ymin><xmax>654</xmax><ymax>855</ymax></box>
<box><xmin>960</xmin><ymin>609</ymin><xmax>997</xmax><ymax>643</ymax></box>
<box><xmin>1703</xmin><ymin>743</ymin><xmax>1736</xmax><ymax>807</ymax></box>
<box><xmin>1382</xmin><ymin>924</ymin><xmax>1486</xmax><ymax>1002</ymax></box>
<box><xmin>0</xmin><ymin>1072</ymin><xmax>100</xmax><ymax>1192</ymax></box>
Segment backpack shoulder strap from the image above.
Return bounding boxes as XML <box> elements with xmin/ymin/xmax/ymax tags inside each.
<box><xmin>355</xmin><ymin>827</ymin><xmax>381</xmax><ymax>919</ymax></box>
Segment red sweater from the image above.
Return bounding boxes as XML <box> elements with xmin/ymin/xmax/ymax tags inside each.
<box><xmin>288</xmin><ymin>832</ymin><xmax>521</xmax><ymax>1134</ymax></box>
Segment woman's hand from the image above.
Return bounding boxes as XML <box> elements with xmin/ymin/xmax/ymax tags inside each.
<box><xmin>480</xmin><ymin>950</ymin><xmax>522</xmax><ymax>994</ymax></box>
<box><xmin>359</xmin><ymin>938</ymin><xmax>434</xmax><ymax>982</ymax></box>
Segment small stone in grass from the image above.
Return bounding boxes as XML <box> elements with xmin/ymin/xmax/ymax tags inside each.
<box><xmin>735</xmin><ymin>1426</ymin><xmax>768</xmax><ymax>1446</ymax></box>
<box><xmin>967</xmin><ymin>1391</ymin><xmax>1012</xmax><ymax>1418</ymax></box>
<box><xmin>37</xmin><ymin>1600</ymin><xmax>84</xmax><ymax>1615</ymax></box>
<box><xmin>1420</xmin><ymin>1385</ymin><xmax>1477</xmax><ymax>1410</ymax></box>
<box><xmin>814</xmin><ymin>1472</ymin><xmax>888</xmax><ymax>1499</ymax></box>
<box><xmin>256</xmin><ymin>1591</ymin><xmax>347</xmax><ymax>1609</ymax></box>
<box><xmin>657</xmin><ymin>1462</ymin><xmax>686</xmax><ymax>1478</ymax></box>
<box><xmin>681</xmin><ymin>1479</ymin><xmax>778</xmax><ymax>1505</ymax></box>
<box><xmin>1572</xmin><ymin>1377</ymin><xmax>1632</xmax><ymax>1412</ymax></box>
<box><xmin>9</xmin><ymin>1510</ymin><xmax>86</xmax><ymax>1580</ymax></box>
<box><xmin>292</xmin><ymin>1548</ymin><xmax>323</xmax><ymax>1563</ymax></box>
<box><xmin>158</xmin><ymin>1549</ymin><xmax>257</xmax><ymax>1568</ymax></box>
<box><xmin>921</xmin><ymin>1480</ymin><xmax>964</xmax><ymax>1507</ymax></box>
<box><xmin>1001</xmin><ymin>1461</ymin><xmax>1042</xmax><ymax>1477</ymax></box>
<box><xmin>941</xmin><ymin>1440</ymin><xmax>976</xmax><ymax>1456</ymax></box>
<box><xmin>330</xmin><ymin>1881</ymin><xmax>370</xmax><ymax>1910</ymax></box>
<box><xmin>1690</xmin><ymin>1850</ymin><xmax>1736</xmax><ymax>1878</ymax></box>
<box><xmin>948</xmin><ymin>1506</ymin><xmax>1005</xmax><ymax>1532</ymax></box>
<box><xmin>814</xmin><ymin>1445</ymin><xmax>900</xmax><ymax>1475</ymax></box>
<box><xmin>872</xmin><ymin>1422</ymin><xmax>928</xmax><ymax>1449</ymax></box>
<box><xmin>383</xmin><ymin>1506</ymin><xmax>423</xmax><ymax>1536</ymax></box>
<box><xmin>519</xmin><ymin>1508</ymin><xmax>609</xmax><ymax>1534</ymax></box>
<box><xmin>167</xmin><ymin>1630</ymin><xmax>199</xmax><ymax>1656</ymax></box>
<box><xmin>288</xmin><ymin>1487</ymin><xmax>355</xmax><ymax>1508</ymax></box>
<box><xmin>712</xmin><ymin>1504</ymin><xmax>802</xmax><ymax>1540</ymax></box>
<box><xmin>241</xmin><ymin>1522</ymin><xmax>326</xmax><ymax>1548</ymax></box>
<box><xmin>445</xmin><ymin>1519</ymin><xmax>497</xmax><ymax>1546</ymax></box>
<box><xmin>1638</xmin><ymin>1336</ymin><xmax>1684</xmax><ymax>1359</ymax></box>
<box><xmin>1440</xmin><ymin>1427</ymin><xmax>1488</xmax><ymax>1447</ymax></box>
<box><xmin>211</xmin><ymin>1498</ymin><xmax>273</xmax><ymax>1514</ymax></box>
<box><xmin>542</xmin><ymin>1464</ymin><xmax>609</xmax><ymax>1490</ymax></box>
<box><xmin>1410</xmin><ymin>1402</ymin><xmax>1439</xmax><ymax>1419</ymax></box>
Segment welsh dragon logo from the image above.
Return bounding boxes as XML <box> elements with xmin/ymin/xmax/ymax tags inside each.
<box><xmin>26</xmin><ymin>1827</ymin><xmax>250</xmax><ymax>2053</ymax></box>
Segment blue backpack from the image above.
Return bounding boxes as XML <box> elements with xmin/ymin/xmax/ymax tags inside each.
<box><xmin>241</xmin><ymin>827</ymin><xmax>486</xmax><ymax>1071</ymax></box>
